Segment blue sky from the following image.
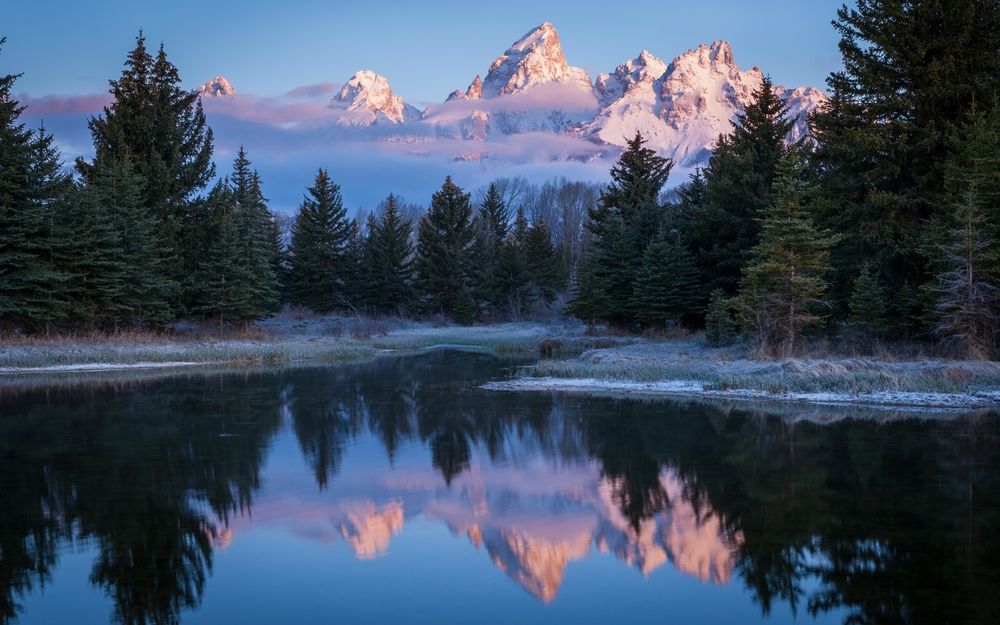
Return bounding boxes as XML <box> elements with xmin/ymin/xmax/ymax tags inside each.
<box><xmin>6</xmin><ymin>0</ymin><xmax>845</xmax><ymax>102</ymax></box>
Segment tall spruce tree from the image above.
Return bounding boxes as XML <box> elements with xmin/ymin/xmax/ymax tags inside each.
<box><xmin>523</xmin><ymin>216</ymin><xmax>561</xmax><ymax>307</ymax></box>
<box><xmin>704</xmin><ymin>289</ymin><xmax>737</xmax><ymax>347</ymax></box>
<box><xmin>738</xmin><ymin>152</ymin><xmax>837</xmax><ymax>355</ymax></box>
<box><xmin>253</xmin><ymin>172</ymin><xmax>285</xmax><ymax>314</ymax></box>
<box><xmin>77</xmin><ymin>32</ymin><xmax>215</xmax><ymax>309</ymax></box>
<box><xmin>192</xmin><ymin>180</ymin><xmax>250</xmax><ymax>328</ymax></box>
<box><xmin>414</xmin><ymin>177</ymin><xmax>478</xmax><ymax>320</ymax></box>
<box><xmin>231</xmin><ymin>150</ymin><xmax>280</xmax><ymax>321</ymax></box>
<box><xmin>494</xmin><ymin>207</ymin><xmax>534</xmax><ymax>319</ymax></box>
<box><xmin>344</xmin><ymin>218</ymin><xmax>367</xmax><ymax>311</ymax></box>
<box><xmin>810</xmin><ymin>0</ymin><xmax>1000</xmax><ymax>311</ymax></box>
<box><xmin>369</xmin><ymin>195</ymin><xmax>414</xmax><ymax>315</ymax></box>
<box><xmin>682</xmin><ymin>76</ymin><xmax>792</xmax><ymax>297</ymax></box>
<box><xmin>475</xmin><ymin>183</ymin><xmax>511</xmax><ymax>314</ymax></box>
<box><xmin>630</xmin><ymin>230</ymin><xmax>701</xmax><ymax>327</ymax></box>
<box><xmin>933</xmin><ymin>186</ymin><xmax>997</xmax><ymax>359</ymax></box>
<box><xmin>577</xmin><ymin>132</ymin><xmax>673</xmax><ymax>327</ymax></box>
<box><xmin>0</xmin><ymin>48</ymin><xmax>74</xmax><ymax>330</ymax></box>
<box><xmin>287</xmin><ymin>169</ymin><xmax>352</xmax><ymax>313</ymax></box>
<box><xmin>848</xmin><ymin>263</ymin><xmax>888</xmax><ymax>336</ymax></box>
<box><xmin>74</xmin><ymin>155</ymin><xmax>174</xmax><ymax>326</ymax></box>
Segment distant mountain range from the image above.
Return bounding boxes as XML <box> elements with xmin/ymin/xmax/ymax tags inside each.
<box><xmin>197</xmin><ymin>22</ymin><xmax>827</xmax><ymax>167</ymax></box>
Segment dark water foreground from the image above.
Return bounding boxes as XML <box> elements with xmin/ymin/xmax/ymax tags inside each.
<box><xmin>1</xmin><ymin>351</ymin><xmax>998</xmax><ymax>625</ymax></box>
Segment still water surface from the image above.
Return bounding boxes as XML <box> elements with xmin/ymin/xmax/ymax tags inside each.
<box><xmin>1</xmin><ymin>350</ymin><xmax>998</xmax><ymax>625</ymax></box>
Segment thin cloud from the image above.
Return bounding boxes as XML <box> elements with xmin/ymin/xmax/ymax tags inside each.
<box><xmin>284</xmin><ymin>82</ymin><xmax>340</xmax><ymax>98</ymax></box>
<box><xmin>18</xmin><ymin>93</ymin><xmax>112</xmax><ymax>116</ymax></box>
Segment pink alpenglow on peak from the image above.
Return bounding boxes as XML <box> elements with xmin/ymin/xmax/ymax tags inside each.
<box><xmin>329</xmin><ymin>70</ymin><xmax>421</xmax><ymax>126</ymax></box>
<box><xmin>165</xmin><ymin>25</ymin><xmax>828</xmax><ymax>169</ymax></box>
<box><xmin>196</xmin><ymin>76</ymin><xmax>236</xmax><ymax>97</ymax></box>
<box><xmin>579</xmin><ymin>39</ymin><xmax>829</xmax><ymax>166</ymax></box>
<box><xmin>481</xmin><ymin>22</ymin><xmax>593</xmax><ymax>98</ymax></box>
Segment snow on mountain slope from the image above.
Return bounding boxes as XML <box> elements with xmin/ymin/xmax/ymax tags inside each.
<box><xmin>423</xmin><ymin>23</ymin><xmax>598</xmax><ymax>141</ymax></box>
<box><xmin>328</xmin><ymin>70</ymin><xmax>421</xmax><ymax>126</ymax></box>
<box><xmin>481</xmin><ymin>22</ymin><xmax>593</xmax><ymax>98</ymax></box>
<box><xmin>201</xmin><ymin>24</ymin><xmax>827</xmax><ymax>166</ymax></box>
<box><xmin>581</xmin><ymin>41</ymin><xmax>828</xmax><ymax>166</ymax></box>
<box><xmin>197</xmin><ymin>76</ymin><xmax>236</xmax><ymax>97</ymax></box>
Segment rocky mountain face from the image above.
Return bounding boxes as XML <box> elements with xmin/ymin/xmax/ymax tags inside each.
<box><xmin>580</xmin><ymin>40</ymin><xmax>828</xmax><ymax>165</ymax></box>
<box><xmin>328</xmin><ymin>70</ymin><xmax>422</xmax><ymax>126</ymax></box>
<box><xmin>203</xmin><ymin>23</ymin><xmax>827</xmax><ymax>166</ymax></box>
<box><xmin>196</xmin><ymin>76</ymin><xmax>236</xmax><ymax>97</ymax></box>
<box><xmin>480</xmin><ymin>22</ymin><xmax>593</xmax><ymax>98</ymax></box>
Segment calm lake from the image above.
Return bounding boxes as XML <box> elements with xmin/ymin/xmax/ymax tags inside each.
<box><xmin>1</xmin><ymin>350</ymin><xmax>998</xmax><ymax>625</ymax></box>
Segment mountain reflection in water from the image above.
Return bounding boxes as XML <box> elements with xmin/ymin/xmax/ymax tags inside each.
<box><xmin>0</xmin><ymin>350</ymin><xmax>998</xmax><ymax>625</ymax></box>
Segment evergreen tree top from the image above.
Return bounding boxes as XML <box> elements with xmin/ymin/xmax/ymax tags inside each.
<box><xmin>598</xmin><ymin>132</ymin><xmax>673</xmax><ymax>223</ymax></box>
<box><xmin>732</xmin><ymin>76</ymin><xmax>793</xmax><ymax>152</ymax></box>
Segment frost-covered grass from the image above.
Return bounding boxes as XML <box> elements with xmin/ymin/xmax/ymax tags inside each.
<box><xmin>0</xmin><ymin>338</ymin><xmax>377</xmax><ymax>371</ymax></box>
<box><xmin>0</xmin><ymin>318</ymin><xmax>577</xmax><ymax>373</ymax></box>
<box><xmin>530</xmin><ymin>359</ymin><xmax>720</xmax><ymax>383</ymax></box>
<box><xmin>517</xmin><ymin>337</ymin><xmax>1000</xmax><ymax>405</ymax></box>
<box><xmin>706</xmin><ymin>368</ymin><xmax>1000</xmax><ymax>395</ymax></box>
<box><xmin>371</xmin><ymin>326</ymin><xmax>545</xmax><ymax>354</ymax></box>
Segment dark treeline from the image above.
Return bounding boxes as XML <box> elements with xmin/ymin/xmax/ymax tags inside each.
<box><xmin>3</xmin><ymin>0</ymin><xmax>1000</xmax><ymax>358</ymax></box>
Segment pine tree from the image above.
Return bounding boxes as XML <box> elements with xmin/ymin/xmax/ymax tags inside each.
<box><xmin>737</xmin><ymin>152</ymin><xmax>838</xmax><ymax>356</ymax></box>
<box><xmin>810</xmin><ymin>1</ymin><xmax>1000</xmax><ymax>309</ymax></box>
<box><xmin>475</xmin><ymin>183</ymin><xmax>511</xmax><ymax>313</ymax></box>
<box><xmin>589</xmin><ymin>132</ymin><xmax>672</xmax><ymax>235</ymax></box>
<box><xmin>567</xmin><ymin>254</ymin><xmax>602</xmax><ymax>326</ymax></box>
<box><xmin>355</xmin><ymin>212</ymin><xmax>380</xmax><ymax>312</ymax></box>
<box><xmin>0</xmin><ymin>49</ymin><xmax>74</xmax><ymax>330</ymax></box>
<box><xmin>414</xmin><ymin>177</ymin><xmax>478</xmax><ymax>319</ymax></box>
<box><xmin>684</xmin><ymin>76</ymin><xmax>792</xmax><ymax>297</ymax></box>
<box><xmin>933</xmin><ymin>186</ymin><xmax>997</xmax><ymax>359</ymax></box>
<box><xmin>343</xmin><ymin>218</ymin><xmax>367</xmax><ymax>312</ymax></box>
<box><xmin>229</xmin><ymin>150</ymin><xmax>280</xmax><ymax>322</ymax></box>
<box><xmin>192</xmin><ymin>181</ymin><xmax>249</xmax><ymax>328</ymax></box>
<box><xmin>890</xmin><ymin>281</ymin><xmax>926</xmax><ymax>340</ymax></box>
<box><xmin>629</xmin><ymin>230</ymin><xmax>701</xmax><ymax>327</ymax></box>
<box><xmin>251</xmin><ymin>172</ymin><xmax>283</xmax><ymax>315</ymax></box>
<box><xmin>369</xmin><ymin>195</ymin><xmax>414</xmax><ymax>315</ymax></box>
<box><xmin>704</xmin><ymin>289</ymin><xmax>737</xmax><ymax>347</ymax></box>
<box><xmin>74</xmin><ymin>155</ymin><xmax>174</xmax><ymax>326</ymax></box>
<box><xmin>592</xmin><ymin>217</ymin><xmax>636</xmax><ymax>326</ymax></box>
<box><xmin>579</xmin><ymin>132</ymin><xmax>673</xmax><ymax>327</ymax></box>
<box><xmin>523</xmin><ymin>216</ymin><xmax>562</xmax><ymax>307</ymax></box>
<box><xmin>287</xmin><ymin>169</ymin><xmax>352</xmax><ymax>313</ymax></box>
<box><xmin>494</xmin><ymin>207</ymin><xmax>533</xmax><ymax>319</ymax></box>
<box><xmin>265</xmin><ymin>208</ymin><xmax>288</xmax><ymax>306</ymax></box>
<box><xmin>77</xmin><ymin>32</ymin><xmax>215</xmax><ymax>309</ymax></box>
<box><xmin>848</xmin><ymin>263</ymin><xmax>888</xmax><ymax>336</ymax></box>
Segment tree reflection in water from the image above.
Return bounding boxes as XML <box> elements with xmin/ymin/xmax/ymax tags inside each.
<box><xmin>0</xmin><ymin>350</ymin><xmax>998</xmax><ymax>624</ymax></box>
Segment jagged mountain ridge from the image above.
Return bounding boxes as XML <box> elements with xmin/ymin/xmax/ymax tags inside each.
<box><xmin>199</xmin><ymin>23</ymin><xmax>827</xmax><ymax>166</ymax></box>
<box><xmin>196</xmin><ymin>76</ymin><xmax>236</xmax><ymax>97</ymax></box>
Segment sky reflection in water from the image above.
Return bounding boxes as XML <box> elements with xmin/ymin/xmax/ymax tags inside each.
<box><xmin>1</xmin><ymin>350</ymin><xmax>998</xmax><ymax>625</ymax></box>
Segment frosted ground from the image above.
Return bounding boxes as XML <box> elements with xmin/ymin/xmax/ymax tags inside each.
<box><xmin>1</xmin><ymin>317</ymin><xmax>998</xmax><ymax>411</ymax></box>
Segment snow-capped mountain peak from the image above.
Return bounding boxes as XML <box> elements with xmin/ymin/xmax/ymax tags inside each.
<box><xmin>196</xmin><ymin>76</ymin><xmax>236</xmax><ymax>97</ymax></box>
<box><xmin>447</xmin><ymin>75</ymin><xmax>483</xmax><ymax>102</ymax></box>
<box><xmin>481</xmin><ymin>22</ymin><xmax>592</xmax><ymax>98</ymax></box>
<box><xmin>579</xmin><ymin>39</ymin><xmax>828</xmax><ymax>166</ymax></box>
<box><xmin>329</xmin><ymin>70</ymin><xmax>420</xmax><ymax>126</ymax></box>
<box><xmin>595</xmin><ymin>50</ymin><xmax>668</xmax><ymax>107</ymax></box>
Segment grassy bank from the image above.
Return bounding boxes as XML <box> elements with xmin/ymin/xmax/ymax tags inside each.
<box><xmin>0</xmin><ymin>320</ymin><xmax>579</xmax><ymax>373</ymax></box>
<box><xmin>513</xmin><ymin>337</ymin><xmax>1000</xmax><ymax>409</ymax></box>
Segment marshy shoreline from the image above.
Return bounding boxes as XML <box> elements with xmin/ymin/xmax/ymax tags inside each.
<box><xmin>2</xmin><ymin>317</ymin><xmax>998</xmax><ymax>412</ymax></box>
